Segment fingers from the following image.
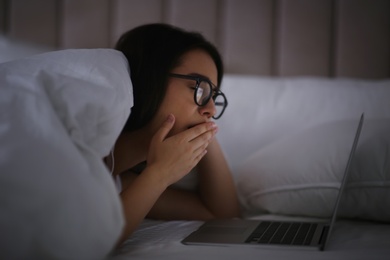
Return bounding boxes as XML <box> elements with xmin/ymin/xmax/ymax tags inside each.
<box><xmin>186</xmin><ymin>124</ymin><xmax>218</xmax><ymax>154</ymax></box>
<box><xmin>153</xmin><ymin>114</ymin><xmax>175</xmax><ymax>142</ymax></box>
<box><xmin>147</xmin><ymin>115</ymin><xmax>215</xmax><ymax>184</ymax></box>
<box><xmin>195</xmin><ymin>142</ymin><xmax>209</xmax><ymax>158</ymax></box>
<box><xmin>184</xmin><ymin>122</ymin><xmax>218</xmax><ymax>143</ymax></box>
<box><xmin>194</xmin><ymin>148</ymin><xmax>208</xmax><ymax>163</ymax></box>
<box><xmin>151</xmin><ymin>115</ymin><xmax>216</xmax><ymax>160</ymax></box>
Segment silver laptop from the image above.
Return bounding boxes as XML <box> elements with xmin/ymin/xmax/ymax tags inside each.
<box><xmin>182</xmin><ymin>113</ymin><xmax>365</xmax><ymax>251</ymax></box>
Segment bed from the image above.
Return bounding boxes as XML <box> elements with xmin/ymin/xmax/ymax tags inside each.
<box><xmin>110</xmin><ymin>75</ymin><xmax>390</xmax><ymax>260</ymax></box>
<box><xmin>1</xmin><ymin>0</ymin><xmax>390</xmax><ymax>259</ymax></box>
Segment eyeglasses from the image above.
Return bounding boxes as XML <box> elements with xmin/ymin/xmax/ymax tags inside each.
<box><xmin>169</xmin><ymin>73</ymin><xmax>228</xmax><ymax>119</ymax></box>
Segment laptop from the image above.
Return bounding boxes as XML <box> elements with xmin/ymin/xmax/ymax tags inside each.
<box><xmin>182</xmin><ymin>113</ymin><xmax>365</xmax><ymax>251</ymax></box>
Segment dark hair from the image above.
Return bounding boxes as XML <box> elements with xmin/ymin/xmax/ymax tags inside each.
<box><xmin>115</xmin><ymin>23</ymin><xmax>224</xmax><ymax>132</ymax></box>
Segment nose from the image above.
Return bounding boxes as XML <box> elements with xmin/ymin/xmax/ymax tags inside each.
<box><xmin>199</xmin><ymin>99</ymin><xmax>216</xmax><ymax>118</ymax></box>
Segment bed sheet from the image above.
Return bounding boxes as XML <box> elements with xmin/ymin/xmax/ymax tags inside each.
<box><xmin>111</xmin><ymin>216</ymin><xmax>390</xmax><ymax>260</ymax></box>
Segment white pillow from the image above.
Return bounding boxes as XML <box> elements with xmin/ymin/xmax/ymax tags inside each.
<box><xmin>237</xmin><ymin>119</ymin><xmax>390</xmax><ymax>222</ymax></box>
<box><xmin>0</xmin><ymin>49</ymin><xmax>133</xmax><ymax>259</ymax></box>
<box><xmin>340</xmin><ymin>120</ymin><xmax>390</xmax><ymax>221</ymax></box>
<box><xmin>217</xmin><ymin>76</ymin><xmax>390</xmax><ymax>177</ymax></box>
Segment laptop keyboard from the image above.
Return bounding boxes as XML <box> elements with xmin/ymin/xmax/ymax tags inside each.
<box><xmin>245</xmin><ymin>221</ymin><xmax>318</xmax><ymax>245</ymax></box>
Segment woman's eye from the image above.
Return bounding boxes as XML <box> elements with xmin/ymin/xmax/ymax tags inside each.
<box><xmin>187</xmin><ymin>81</ymin><xmax>197</xmax><ymax>89</ymax></box>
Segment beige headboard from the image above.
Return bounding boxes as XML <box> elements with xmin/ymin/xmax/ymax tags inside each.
<box><xmin>1</xmin><ymin>0</ymin><xmax>389</xmax><ymax>79</ymax></box>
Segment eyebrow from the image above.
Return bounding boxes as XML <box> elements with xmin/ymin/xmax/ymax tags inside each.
<box><xmin>187</xmin><ymin>73</ymin><xmax>218</xmax><ymax>89</ymax></box>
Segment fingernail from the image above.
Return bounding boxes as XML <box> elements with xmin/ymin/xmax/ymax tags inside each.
<box><xmin>209</xmin><ymin>122</ymin><xmax>217</xmax><ymax>129</ymax></box>
<box><xmin>166</xmin><ymin>114</ymin><xmax>174</xmax><ymax>123</ymax></box>
<box><xmin>212</xmin><ymin>123</ymin><xmax>218</xmax><ymax>132</ymax></box>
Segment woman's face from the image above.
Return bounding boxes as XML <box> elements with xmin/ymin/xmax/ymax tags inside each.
<box><xmin>152</xmin><ymin>49</ymin><xmax>218</xmax><ymax>137</ymax></box>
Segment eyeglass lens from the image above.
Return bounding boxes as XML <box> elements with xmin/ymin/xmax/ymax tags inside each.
<box><xmin>196</xmin><ymin>81</ymin><xmax>226</xmax><ymax>119</ymax></box>
<box><xmin>213</xmin><ymin>94</ymin><xmax>226</xmax><ymax>118</ymax></box>
<box><xmin>196</xmin><ymin>81</ymin><xmax>211</xmax><ymax>105</ymax></box>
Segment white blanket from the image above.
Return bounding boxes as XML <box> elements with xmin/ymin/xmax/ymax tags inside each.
<box><xmin>0</xmin><ymin>49</ymin><xmax>133</xmax><ymax>259</ymax></box>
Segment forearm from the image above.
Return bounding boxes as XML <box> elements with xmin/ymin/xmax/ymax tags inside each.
<box><xmin>197</xmin><ymin>139</ymin><xmax>240</xmax><ymax>218</ymax></box>
<box><xmin>117</xmin><ymin>166</ymin><xmax>168</xmax><ymax>245</ymax></box>
<box><xmin>146</xmin><ymin>188</ymin><xmax>214</xmax><ymax>220</ymax></box>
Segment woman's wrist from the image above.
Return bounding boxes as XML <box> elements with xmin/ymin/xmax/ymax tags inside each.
<box><xmin>141</xmin><ymin>164</ymin><xmax>171</xmax><ymax>191</ymax></box>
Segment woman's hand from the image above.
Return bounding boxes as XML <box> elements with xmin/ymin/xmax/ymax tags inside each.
<box><xmin>146</xmin><ymin>114</ymin><xmax>218</xmax><ymax>186</ymax></box>
<box><xmin>145</xmin><ymin>132</ymin><xmax>240</xmax><ymax>221</ymax></box>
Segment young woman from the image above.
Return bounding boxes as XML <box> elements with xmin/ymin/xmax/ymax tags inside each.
<box><xmin>110</xmin><ymin>23</ymin><xmax>240</xmax><ymax>244</ymax></box>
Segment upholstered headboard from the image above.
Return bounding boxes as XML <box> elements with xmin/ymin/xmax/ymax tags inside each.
<box><xmin>1</xmin><ymin>0</ymin><xmax>389</xmax><ymax>78</ymax></box>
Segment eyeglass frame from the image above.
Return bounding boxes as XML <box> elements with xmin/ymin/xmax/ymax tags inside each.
<box><xmin>168</xmin><ymin>73</ymin><xmax>228</xmax><ymax>119</ymax></box>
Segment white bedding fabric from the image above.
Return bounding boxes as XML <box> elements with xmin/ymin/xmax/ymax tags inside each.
<box><xmin>0</xmin><ymin>49</ymin><xmax>133</xmax><ymax>259</ymax></box>
<box><xmin>215</xmin><ymin>76</ymin><xmax>390</xmax><ymax>222</ymax></box>
<box><xmin>217</xmin><ymin>76</ymin><xmax>390</xmax><ymax>173</ymax></box>
<box><xmin>111</xmin><ymin>217</ymin><xmax>390</xmax><ymax>260</ymax></box>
